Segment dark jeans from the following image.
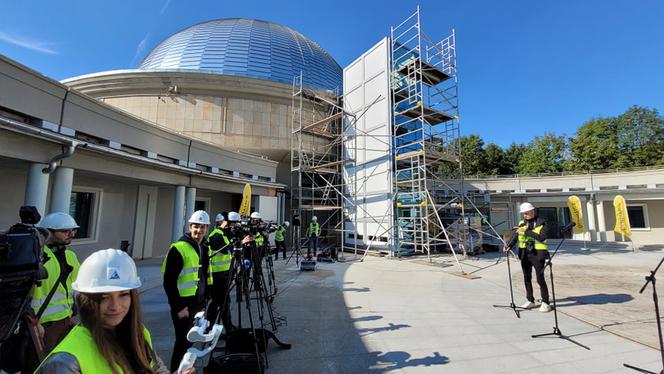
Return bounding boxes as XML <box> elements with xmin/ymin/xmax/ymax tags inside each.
<box><xmin>520</xmin><ymin>249</ymin><xmax>550</xmax><ymax>304</ymax></box>
<box><xmin>169</xmin><ymin>302</ymin><xmax>202</xmax><ymax>372</ymax></box>
<box><xmin>275</xmin><ymin>240</ymin><xmax>287</xmax><ymax>259</ymax></box>
<box><xmin>307</xmin><ymin>236</ymin><xmax>318</xmax><ymax>256</ymax></box>
<box><xmin>207</xmin><ymin>272</ymin><xmax>232</xmax><ymax>330</ymax></box>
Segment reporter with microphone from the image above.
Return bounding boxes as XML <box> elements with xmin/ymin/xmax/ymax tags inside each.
<box><xmin>503</xmin><ymin>202</ymin><xmax>552</xmax><ymax>313</ymax></box>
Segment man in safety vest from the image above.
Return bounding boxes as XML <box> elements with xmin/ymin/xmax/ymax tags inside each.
<box><xmin>274</xmin><ymin>221</ymin><xmax>289</xmax><ymax>260</ymax></box>
<box><xmin>22</xmin><ymin>212</ymin><xmax>81</xmax><ymax>373</ymax></box>
<box><xmin>504</xmin><ymin>202</ymin><xmax>552</xmax><ymax>313</ymax></box>
<box><xmin>307</xmin><ymin>216</ymin><xmax>320</xmax><ymax>258</ymax></box>
<box><xmin>250</xmin><ymin>212</ymin><xmax>265</xmax><ymax>249</ymax></box>
<box><xmin>207</xmin><ymin>213</ymin><xmax>233</xmax><ymax>330</ymax></box>
<box><xmin>162</xmin><ymin>210</ymin><xmax>212</xmax><ymax>371</ymax></box>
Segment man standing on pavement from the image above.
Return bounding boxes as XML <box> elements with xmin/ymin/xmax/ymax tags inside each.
<box><xmin>504</xmin><ymin>202</ymin><xmax>552</xmax><ymax>313</ymax></box>
<box><xmin>207</xmin><ymin>213</ymin><xmax>233</xmax><ymax>330</ymax></box>
<box><xmin>22</xmin><ymin>212</ymin><xmax>81</xmax><ymax>373</ymax></box>
<box><xmin>307</xmin><ymin>216</ymin><xmax>319</xmax><ymax>259</ymax></box>
<box><xmin>162</xmin><ymin>210</ymin><xmax>212</xmax><ymax>371</ymax></box>
<box><xmin>274</xmin><ymin>221</ymin><xmax>289</xmax><ymax>260</ymax></box>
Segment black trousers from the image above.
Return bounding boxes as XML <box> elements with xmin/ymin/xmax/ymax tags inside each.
<box><xmin>207</xmin><ymin>272</ymin><xmax>232</xmax><ymax>330</ymax></box>
<box><xmin>275</xmin><ymin>240</ymin><xmax>287</xmax><ymax>259</ymax></box>
<box><xmin>169</xmin><ymin>302</ymin><xmax>202</xmax><ymax>372</ymax></box>
<box><xmin>520</xmin><ymin>249</ymin><xmax>550</xmax><ymax>304</ymax></box>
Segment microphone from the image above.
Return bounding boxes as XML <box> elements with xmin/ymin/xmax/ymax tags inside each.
<box><xmin>561</xmin><ymin>221</ymin><xmax>576</xmax><ymax>234</ymax></box>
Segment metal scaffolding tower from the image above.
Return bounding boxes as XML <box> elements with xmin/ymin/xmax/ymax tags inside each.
<box><xmin>390</xmin><ymin>7</ymin><xmax>464</xmax><ymax>260</ymax></box>
<box><xmin>290</xmin><ymin>72</ymin><xmax>357</xmax><ymax>256</ymax></box>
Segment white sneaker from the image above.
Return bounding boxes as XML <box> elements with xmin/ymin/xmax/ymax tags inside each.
<box><xmin>519</xmin><ymin>301</ymin><xmax>537</xmax><ymax>309</ymax></box>
<box><xmin>539</xmin><ymin>302</ymin><xmax>552</xmax><ymax>312</ymax></box>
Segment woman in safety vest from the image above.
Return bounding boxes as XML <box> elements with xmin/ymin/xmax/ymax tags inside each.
<box><xmin>37</xmin><ymin>249</ymin><xmax>170</xmax><ymax>373</ymax></box>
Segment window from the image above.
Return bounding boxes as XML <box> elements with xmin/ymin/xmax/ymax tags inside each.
<box><xmin>69</xmin><ymin>188</ymin><xmax>101</xmax><ymax>241</ymax></box>
<box><xmin>627</xmin><ymin>205</ymin><xmax>648</xmax><ymax>229</ymax></box>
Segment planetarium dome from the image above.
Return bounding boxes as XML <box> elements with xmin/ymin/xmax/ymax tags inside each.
<box><xmin>139</xmin><ymin>18</ymin><xmax>342</xmax><ymax>92</ymax></box>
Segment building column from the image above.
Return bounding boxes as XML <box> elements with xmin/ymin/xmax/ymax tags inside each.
<box><xmin>185</xmin><ymin>187</ymin><xmax>196</xmax><ymax>221</ymax></box>
<box><xmin>172</xmin><ymin>186</ymin><xmax>186</xmax><ymax>242</ymax></box>
<box><xmin>596</xmin><ymin>200</ymin><xmax>607</xmax><ymax>242</ymax></box>
<box><xmin>50</xmin><ymin>167</ymin><xmax>74</xmax><ymax>213</ymax></box>
<box><xmin>585</xmin><ymin>199</ymin><xmax>596</xmax><ymax>242</ymax></box>
<box><xmin>24</xmin><ymin>163</ymin><xmax>50</xmax><ymax>217</ymax></box>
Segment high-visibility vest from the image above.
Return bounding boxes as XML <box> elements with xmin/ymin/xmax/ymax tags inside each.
<box><xmin>208</xmin><ymin>228</ymin><xmax>232</xmax><ymax>274</ymax></box>
<box><xmin>30</xmin><ymin>245</ymin><xmax>79</xmax><ymax>324</ymax></box>
<box><xmin>275</xmin><ymin>226</ymin><xmax>285</xmax><ymax>242</ymax></box>
<box><xmin>517</xmin><ymin>220</ymin><xmax>548</xmax><ymax>251</ymax></box>
<box><xmin>255</xmin><ymin>232</ymin><xmax>264</xmax><ymax>246</ymax></box>
<box><xmin>45</xmin><ymin>324</ymin><xmax>154</xmax><ymax>373</ymax></box>
<box><xmin>161</xmin><ymin>241</ymin><xmax>210</xmax><ymax>297</ymax></box>
<box><xmin>308</xmin><ymin>222</ymin><xmax>319</xmax><ymax>237</ymax></box>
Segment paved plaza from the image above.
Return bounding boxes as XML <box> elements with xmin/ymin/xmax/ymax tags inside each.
<box><xmin>137</xmin><ymin>246</ymin><xmax>663</xmax><ymax>373</ymax></box>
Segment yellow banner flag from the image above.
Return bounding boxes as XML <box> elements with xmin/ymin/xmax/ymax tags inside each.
<box><xmin>613</xmin><ymin>195</ymin><xmax>632</xmax><ymax>239</ymax></box>
<box><xmin>239</xmin><ymin>183</ymin><xmax>252</xmax><ymax>217</ymax></box>
<box><xmin>567</xmin><ymin>195</ymin><xmax>585</xmax><ymax>233</ymax></box>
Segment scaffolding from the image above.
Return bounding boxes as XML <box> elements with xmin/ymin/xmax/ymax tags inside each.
<box><xmin>290</xmin><ymin>72</ymin><xmax>356</xmax><ymax>256</ymax></box>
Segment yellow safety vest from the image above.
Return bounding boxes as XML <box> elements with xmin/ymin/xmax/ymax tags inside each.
<box><xmin>30</xmin><ymin>245</ymin><xmax>80</xmax><ymax>324</ymax></box>
<box><xmin>162</xmin><ymin>241</ymin><xmax>211</xmax><ymax>297</ymax></box>
<box><xmin>517</xmin><ymin>220</ymin><xmax>548</xmax><ymax>251</ymax></box>
<box><xmin>275</xmin><ymin>226</ymin><xmax>285</xmax><ymax>242</ymax></box>
<box><xmin>255</xmin><ymin>232</ymin><xmax>265</xmax><ymax>246</ymax></box>
<box><xmin>308</xmin><ymin>222</ymin><xmax>319</xmax><ymax>237</ymax></box>
<box><xmin>45</xmin><ymin>324</ymin><xmax>154</xmax><ymax>373</ymax></box>
<box><xmin>208</xmin><ymin>228</ymin><xmax>232</xmax><ymax>274</ymax></box>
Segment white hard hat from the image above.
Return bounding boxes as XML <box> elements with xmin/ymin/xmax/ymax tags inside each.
<box><xmin>312</xmin><ymin>216</ymin><xmax>318</xmax><ymax>221</ymax></box>
<box><xmin>250</xmin><ymin>212</ymin><xmax>262</xmax><ymax>220</ymax></box>
<box><xmin>72</xmin><ymin>249</ymin><xmax>142</xmax><ymax>293</ymax></box>
<box><xmin>283</xmin><ymin>221</ymin><xmax>290</xmax><ymax>227</ymax></box>
<box><xmin>227</xmin><ymin>211</ymin><xmax>241</xmax><ymax>222</ymax></box>
<box><xmin>188</xmin><ymin>210</ymin><xmax>210</xmax><ymax>225</ymax></box>
<box><xmin>40</xmin><ymin>212</ymin><xmax>79</xmax><ymax>230</ymax></box>
<box><xmin>520</xmin><ymin>202</ymin><xmax>536</xmax><ymax>213</ymax></box>
<box><xmin>215</xmin><ymin>213</ymin><xmax>224</xmax><ymax>222</ymax></box>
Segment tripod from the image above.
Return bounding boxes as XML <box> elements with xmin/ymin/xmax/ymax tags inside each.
<box><xmin>492</xmin><ymin>247</ymin><xmax>523</xmax><ymax>318</ymax></box>
<box><xmin>286</xmin><ymin>225</ymin><xmax>305</xmax><ymax>265</ymax></box>
<box><xmin>624</xmin><ymin>256</ymin><xmax>664</xmax><ymax>374</ymax></box>
<box><xmin>531</xmin><ymin>226</ymin><xmax>590</xmax><ymax>350</ymax></box>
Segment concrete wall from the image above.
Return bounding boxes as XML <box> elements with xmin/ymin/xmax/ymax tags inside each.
<box><xmin>603</xmin><ymin>199</ymin><xmax>664</xmax><ymax>245</ymax></box>
<box><xmin>0</xmin><ymin>161</ymin><xmax>29</xmax><ymax>230</ymax></box>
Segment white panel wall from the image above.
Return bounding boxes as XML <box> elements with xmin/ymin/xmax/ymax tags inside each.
<box><xmin>343</xmin><ymin>37</ymin><xmax>393</xmax><ymax>249</ymax></box>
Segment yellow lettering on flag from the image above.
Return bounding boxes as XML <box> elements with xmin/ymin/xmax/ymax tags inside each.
<box><xmin>613</xmin><ymin>195</ymin><xmax>632</xmax><ymax>239</ymax></box>
<box><xmin>239</xmin><ymin>183</ymin><xmax>252</xmax><ymax>217</ymax></box>
<box><xmin>567</xmin><ymin>195</ymin><xmax>585</xmax><ymax>233</ymax></box>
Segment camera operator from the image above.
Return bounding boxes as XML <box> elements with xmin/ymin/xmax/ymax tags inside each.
<box><xmin>207</xmin><ymin>213</ymin><xmax>233</xmax><ymax>331</ymax></box>
<box><xmin>22</xmin><ymin>212</ymin><xmax>81</xmax><ymax>373</ymax></box>
<box><xmin>250</xmin><ymin>212</ymin><xmax>265</xmax><ymax>250</ymax></box>
<box><xmin>274</xmin><ymin>221</ymin><xmax>289</xmax><ymax>260</ymax></box>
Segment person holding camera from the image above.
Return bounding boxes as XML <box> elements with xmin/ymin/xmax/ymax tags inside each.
<box><xmin>503</xmin><ymin>202</ymin><xmax>552</xmax><ymax>313</ymax></box>
<box><xmin>274</xmin><ymin>221</ymin><xmax>289</xmax><ymax>260</ymax></box>
<box><xmin>37</xmin><ymin>248</ymin><xmax>171</xmax><ymax>373</ymax></box>
<box><xmin>206</xmin><ymin>213</ymin><xmax>233</xmax><ymax>331</ymax></box>
<box><xmin>22</xmin><ymin>212</ymin><xmax>81</xmax><ymax>373</ymax></box>
<box><xmin>162</xmin><ymin>210</ymin><xmax>212</xmax><ymax>372</ymax></box>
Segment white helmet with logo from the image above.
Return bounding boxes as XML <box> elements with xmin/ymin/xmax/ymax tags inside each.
<box><xmin>189</xmin><ymin>210</ymin><xmax>210</xmax><ymax>225</ymax></box>
<box><xmin>39</xmin><ymin>212</ymin><xmax>79</xmax><ymax>230</ymax></box>
<box><xmin>519</xmin><ymin>202</ymin><xmax>535</xmax><ymax>213</ymax></box>
<box><xmin>312</xmin><ymin>216</ymin><xmax>318</xmax><ymax>222</ymax></box>
<box><xmin>215</xmin><ymin>213</ymin><xmax>225</xmax><ymax>222</ymax></box>
<box><xmin>72</xmin><ymin>249</ymin><xmax>142</xmax><ymax>293</ymax></box>
<box><xmin>227</xmin><ymin>211</ymin><xmax>241</xmax><ymax>222</ymax></box>
<box><xmin>250</xmin><ymin>212</ymin><xmax>262</xmax><ymax>220</ymax></box>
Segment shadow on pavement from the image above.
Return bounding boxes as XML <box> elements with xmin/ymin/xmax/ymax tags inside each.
<box><xmin>557</xmin><ymin>293</ymin><xmax>634</xmax><ymax>306</ymax></box>
<box><xmin>367</xmin><ymin>351</ymin><xmax>450</xmax><ymax>372</ymax></box>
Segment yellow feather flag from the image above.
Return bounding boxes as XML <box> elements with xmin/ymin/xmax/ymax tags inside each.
<box><xmin>613</xmin><ymin>195</ymin><xmax>632</xmax><ymax>239</ymax></box>
<box><xmin>567</xmin><ymin>195</ymin><xmax>585</xmax><ymax>233</ymax></box>
<box><xmin>239</xmin><ymin>183</ymin><xmax>252</xmax><ymax>217</ymax></box>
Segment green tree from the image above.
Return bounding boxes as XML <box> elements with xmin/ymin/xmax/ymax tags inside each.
<box><xmin>484</xmin><ymin>143</ymin><xmax>507</xmax><ymax>175</ymax></box>
<box><xmin>613</xmin><ymin>106</ymin><xmax>664</xmax><ymax>168</ymax></box>
<box><xmin>458</xmin><ymin>134</ymin><xmax>487</xmax><ymax>176</ymax></box>
<box><xmin>567</xmin><ymin>117</ymin><xmax>619</xmax><ymax>171</ymax></box>
<box><xmin>503</xmin><ymin>143</ymin><xmax>526</xmax><ymax>174</ymax></box>
<box><xmin>517</xmin><ymin>133</ymin><xmax>568</xmax><ymax>174</ymax></box>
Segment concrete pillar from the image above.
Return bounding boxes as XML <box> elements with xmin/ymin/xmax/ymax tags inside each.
<box><xmin>24</xmin><ymin>163</ymin><xmax>50</xmax><ymax>217</ymax></box>
<box><xmin>596</xmin><ymin>200</ymin><xmax>607</xmax><ymax>242</ymax></box>
<box><xmin>172</xmin><ymin>186</ymin><xmax>186</xmax><ymax>242</ymax></box>
<box><xmin>185</xmin><ymin>187</ymin><xmax>196</xmax><ymax>221</ymax></box>
<box><xmin>50</xmin><ymin>167</ymin><xmax>74</xmax><ymax>213</ymax></box>
<box><xmin>585</xmin><ymin>199</ymin><xmax>596</xmax><ymax>242</ymax></box>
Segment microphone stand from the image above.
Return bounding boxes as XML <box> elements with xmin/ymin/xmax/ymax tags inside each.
<box><xmin>493</xmin><ymin>230</ymin><xmax>523</xmax><ymax>318</ymax></box>
<box><xmin>624</xmin><ymin>256</ymin><xmax>664</xmax><ymax>374</ymax></box>
<box><xmin>532</xmin><ymin>223</ymin><xmax>590</xmax><ymax>350</ymax></box>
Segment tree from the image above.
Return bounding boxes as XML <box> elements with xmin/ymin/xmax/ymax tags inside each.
<box><xmin>503</xmin><ymin>143</ymin><xmax>526</xmax><ymax>175</ymax></box>
<box><xmin>613</xmin><ymin>106</ymin><xmax>664</xmax><ymax>168</ymax></box>
<box><xmin>484</xmin><ymin>143</ymin><xmax>507</xmax><ymax>175</ymax></box>
<box><xmin>567</xmin><ymin>117</ymin><xmax>619</xmax><ymax>171</ymax></box>
<box><xmin>458</xmin><ymin>135</ymin><xmax>487</xmax><ymax>176</ymax></box>
<box><xmin>517</xmin><ymin>133</ymin><xmax>568</xmax><ymax>174</ymax></box>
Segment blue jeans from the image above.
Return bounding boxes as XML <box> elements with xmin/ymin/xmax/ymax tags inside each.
<box><xmin>308</xmin><ymin>236</ymin><xmax>318</xmax><ymax>256</ymax></box>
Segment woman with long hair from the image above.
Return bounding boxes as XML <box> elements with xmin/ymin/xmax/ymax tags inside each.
<box><xmin>37</xmin><ymin>249</ymin><xmax>169</xmax><ymax>373</ymax></box>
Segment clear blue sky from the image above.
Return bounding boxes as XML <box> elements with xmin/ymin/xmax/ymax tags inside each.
<box><xmin>2</xmin><ymin>0</ymin><xmax>663</xmax><ymax>147</ymax></box>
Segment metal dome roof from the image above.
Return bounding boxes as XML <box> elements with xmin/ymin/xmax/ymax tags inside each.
<box><xmin>139</xmin><ymin>18</ymin><xmax>342</xmax><ymax>92</ymax></box>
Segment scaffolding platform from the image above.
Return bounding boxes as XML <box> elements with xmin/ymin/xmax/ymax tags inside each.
<box><xmin>397</xmin><ymin>58</ymin><xmax>452</xmax><ymax>86</ymax></box>
<box><xmin>398</xmin><ymin>104</ymin><xmax>454</xmax><ymax>125</ymax></box>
